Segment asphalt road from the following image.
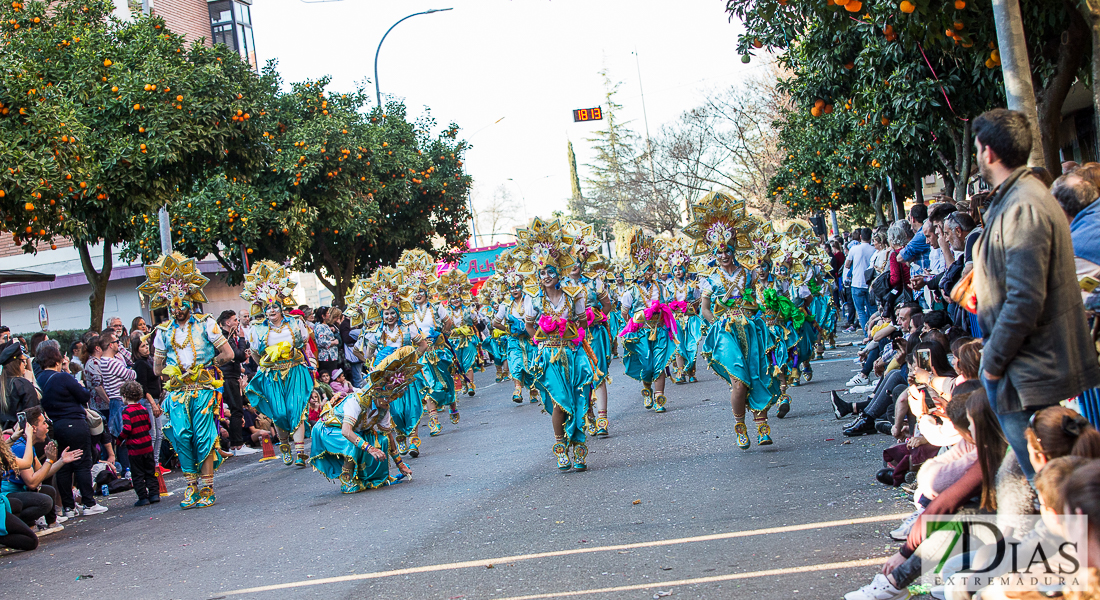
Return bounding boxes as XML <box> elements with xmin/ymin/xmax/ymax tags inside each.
<box><xmin>2</xmin><ymin>332</ymin><xmax>914</xmax><ymax>600</ymax></box>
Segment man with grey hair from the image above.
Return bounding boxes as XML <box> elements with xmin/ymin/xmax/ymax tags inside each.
<box><xmin>1051</xmin><ymin>174</ymin><xmax>1098</xmax><ymax>222</ymax></box>
<box><xmin>105</xmin><ymin>316</ymin><xmax>132</xmax><ymax>365</ymax></box>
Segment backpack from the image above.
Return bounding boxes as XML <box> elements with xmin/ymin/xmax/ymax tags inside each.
<box><xmin>870</xmin><ymin>270</ymin><xmax>893</xmax><ymax>304</ymax></box>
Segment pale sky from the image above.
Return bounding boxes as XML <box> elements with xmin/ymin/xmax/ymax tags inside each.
<box><xmin>251</xmin><ymin>0</ymin><xmax>762</xmax><ymax>243</ymax></box>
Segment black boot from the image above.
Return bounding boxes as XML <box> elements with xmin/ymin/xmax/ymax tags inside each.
<box><xmin>875</xmin><ymin>467</ymin><xmax>896</xmax><ymax>486</ymax></box>
<box><xmin>875</xmin><ymin>420</ymin><xmax>893</xmax><ymax>436</ymax></box>
<box><xmin>843</xmin><ymin>413</ymin><xmax>877</xmax><ymax>437</ymax></box>
<box><xmin>831</xmin><ymin>391</ymin><xmax>852</xmax><ymax>419</ymax></box>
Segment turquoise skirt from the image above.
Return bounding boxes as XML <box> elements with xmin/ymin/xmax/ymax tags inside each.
<box><xmin>607</xmin><ymin>309</ymin><xmax>624</xmax><ymax>340</ymax></box>
<box><xmin>810</xmin><ymin>295</ymin><xmax>836</xmax><ymax>336</ymax></box>
<box><xmin>505</xmin><ymin>335</ymin><xmax>538</xmax><ymax>388</ymax></box>
<box><xmin>451</xmin><ymin>335</ymin><xmax>479</xmax><ymax>373</ymax></box>
<box><xmin>421</xmin><ymin>345</ymin><xmax>457</xmax><ymax>408</ymax></box>
<box><xmin>622</xmin><ymin>327</ymin><xmax>675</xmax><ymax>383</ymax></box>
<box><xmin>483</xmin><ymin>335</ymin><xmax>507</xmax><ymax>365</ymax></box>
<box><xmin>308</xmin><ymin>425</ymin><xmax>394</xmax><ymax>489</ymax></box>
<box><xmin>246</xmin><ymin>363</ymin><xmax>314</xmax><ymax>433</ymax></box>
<box><xmin>163</xmin><ymin>388</ymin><xmax>225</xmax><ymax>475</ymax></box>
<box><xmin>673</xmin><ymin>314</ymin><xmax>702</xmax><ymax>367</ymax></box>
<box><xmin>588</xmin><ymin>322</ymin><xmax>611</xmax><ymax>387</ymax></box>
<box><xmin>373</xmin><ymin>348</ymin><xmax>424</xmax><ymax>438</ymax></box>
<box><xmin>529</xmin><ymin>343</ymin><xmax>594</xmax><ymax>444</ymax></box>
<box><xmin>702</xmin><ymin>315</ymin><xmax>780</xmax><ymax>412</ymax></box>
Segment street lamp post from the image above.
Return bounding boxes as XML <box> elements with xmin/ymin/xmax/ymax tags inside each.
<box><xmin>374</xmin><ymin>8</ymin><xmax>453</xmax><ymax>107</ymax></box>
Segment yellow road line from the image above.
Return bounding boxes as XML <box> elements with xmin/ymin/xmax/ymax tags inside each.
<box><xmin>221</xmin><ymin>513</ymin><xmax>905</xmax><ymax>596</ymax></box>
<box><xmin>494</xmin><ymin>557</ymin><xmax>885</xmax><ymax>600</ymax></box>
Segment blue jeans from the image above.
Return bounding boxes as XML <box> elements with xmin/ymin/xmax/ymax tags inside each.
<box><xmin>347</xmin><ymin>362</ymin><xmax>365</xmax><ymax>389</ymax></box>
<box><xmin>852</xmin><ymin>286</ymin><xmax>873</xmax><ymax>331</ymax></box>
<box><xmin>981</xmin><ymin>373</ymin><xmax>1036</xmax><ymax>481</ymax></box>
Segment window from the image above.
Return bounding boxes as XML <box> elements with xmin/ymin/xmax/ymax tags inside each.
<box><xmin>208</xmin><ymin>0</ymin><xmax>256</xmax><ymax>70</ymax></box>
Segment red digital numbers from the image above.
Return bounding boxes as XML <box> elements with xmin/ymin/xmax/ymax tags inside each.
<box><xmin>573</xmin><ymin>107</ymin><xmax>604</xmax><ymax>122</ymax></box>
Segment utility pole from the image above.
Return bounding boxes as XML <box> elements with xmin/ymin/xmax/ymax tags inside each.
<box><xmin>633</xmin><ymin>48</ymin><xmax>657</xmax><ymax>187</ymax></box>
<box><xmin>991</xmin><ymin>0</ymin><xmax>1045</xmax><ymax>167</ymax></box>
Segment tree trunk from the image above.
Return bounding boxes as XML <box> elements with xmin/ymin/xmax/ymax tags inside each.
<box><xmin>872</xmin><ymin>186</ymin><xmax>887</xmax><ymax>228</ymax></box>
<box><xmin>956</xmin><ymin>125</ymin><xmax>972</xmax><ymax>205</ymax></box>
<box><xmin>991</xmin><ymin>0</ymin><xmax>1046</xmax><ymax>168</ymax></box>
<box><xmin>1036</xmin><ymin>3</ymin><xmax>1088</xmax><ymax>177</ymax></box>
<box><xmin>1085</xmin><ymin>0</ymin><xmax>1100</xmax><ymax>158</ymax></box>
<box><xmin>913</xmin><ymin>172</ymin><xmax>925</xmax><ymax>205</ymax></box>
<box><xmin>941</xmin><ymin>168</ymin><xmax>957</xmax><ymax>201</ymax></box>
<box><xmin>77</xmin><ymin>242</ymin><xmax>113</xmax><ymax>332</ymax></box>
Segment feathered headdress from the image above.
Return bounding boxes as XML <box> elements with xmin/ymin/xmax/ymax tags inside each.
<box><xmin>515</xmin><ymin>217</ymin><xmax>575</xmax><ymax>274</ymax></box>
<box><xmin>623</xmin><ymin>227</ymin><xmax>660</xmax><ymax>278</ymax></box>
<box><xmin>494</xmin><ymin>247</ymin><xmax>530</xmax><ymax>291</ymax></box>
<box><xmin>563</xmin><ymin>220</ymin><xmax>605</xmax><ymax>275</ymax></box>
<box><xmin>437</xmin><ymin>267</ymin><xmax>472</xmax><ymax>303</ymax></box>
<box><xmin>366</xmin><ymin>346</ymin><xmax>424</xmax><ymax>401</ymax></box>
<box><xmin>682</xmin><ymin>191</ymin><xmax>755</xmax><ymax>256</ymax></box>
<box><xmin>352</xmin><ymin>267</ymin><xmax>414</xmax><ymax>328</ymax></box>
<box><xmin>240</xmin><ymin>260</ymin><xmax>297</xmax><ymax>308</ymax></box>
<box><xmin>395</xmin><ymin>248</ymin><xmax>438</xmax><ymax>294</ymax></box>
<box><xmin>740</xmin><ymin>216</ymin><xmax>782</xmax><ymax>270</ymax></box>
<box><xmin>657</xmin><ymin>236</ymin><xmax>697</xmax><ymax>275</ymax></box>
<box><xmin>137</xmin><ymin>253</ymin><xmax>210</xmax><ymax>311</ymax></box>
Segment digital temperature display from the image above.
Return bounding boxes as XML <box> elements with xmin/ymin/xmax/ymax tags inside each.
<box><xmin>572</xmin><ymin>107</ymin><xmax>603</xmax><ymax>122</ymax></box>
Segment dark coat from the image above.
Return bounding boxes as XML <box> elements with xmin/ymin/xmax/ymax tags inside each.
<box><xmin>974</xmin><ymin>167</ymin><xmax>1100</xmax><ymax>412</ymax></box>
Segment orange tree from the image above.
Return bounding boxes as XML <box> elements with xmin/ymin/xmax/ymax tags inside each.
<box><xmin>126</xmin><ymin>75</ymin><xmax>473</xmax><ymax>306</ymax></box>
<box><xmin>0</xmin><ymin>0</ymin><xmax>267</xmax><ymax>329</ymax></box>
<box><xmin>729</xmin><ymin>0</ymin><xmax>1088</xmax><ymax>206</ymax></box>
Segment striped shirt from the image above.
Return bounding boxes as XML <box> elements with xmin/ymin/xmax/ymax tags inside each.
<box><xmin>117</xmin><ymin>403</ymin><xmax>153</xmax><ymax>455</ymax></box>
<box><xmin>84</xmin><ymin>355</ymin><xmax>136</xmax><ymax>400</ymax></box>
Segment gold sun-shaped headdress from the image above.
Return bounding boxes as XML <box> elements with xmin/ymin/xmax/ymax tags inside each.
<box><xmin>137</xmin><ymin>253</ymin><xmax>210</xmax><ymax>311</ymax></box>
<box><xmin>682</xmin><ymin>191</ymin><xmax>756</xmax><ymax>256</ymax></box>
<box><xmin>657</xmin><ymin>236</ymin><xmax>697</xmax><ymax>275</ymax></box>
<box><xmin>437</xmin><ymin>267</ymin><xmax>473</xmax><ymax>303</ymax></box>
<box><xmin>240</xmin><ymin>260</ymin><xmax>297</xmax><ymax>308</ymax></box>
<box><xmin>494</xmin><ymin>247</ymin><xmax>530</xmax><ymax>290</ymax></box>
<box><xmin>365</xmin><ymin>346</ymin><xmax>424</xmax><ymax>402</ymax></box>
<box><xmin>395</xmin><ymin>248</ymin><xmax>439</xmax><ymax>294</ymax></box>
<box><xmin>623</xmin><ymin>227</ymin><xmax>661</xmax><ymax>279</ymax></box>
<box><xmin>562</xmin><ymin>220</ymin><xmax>605</xmax><ymax>276</ymax></box>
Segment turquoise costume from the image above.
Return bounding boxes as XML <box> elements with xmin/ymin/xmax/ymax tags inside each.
<box><xmin>447</xmin><ymin>303</ymin><xmax>481</xmax><ymax>375</ymax></box>
<box><xmin>360</xmin><ymin>325</ymin><xmax>426</xmax><ymax>451</ymax></box>
<box><xmin>496</xmin><ymin>295</ymin><xmax>539</xmax><ymax>390</ymax></box>
<box><xmin>245</xmin><ymin>317</ymin><xmax>314</xmax><ymax>435</ymax></box>
<box><xmin>619</xmin><ymin>281</ymin><xmax>676</xmax><ymax>385</ymax></box>
<box><xmin>659</xmin><ymin>235</ymin><xmax>703</xmax><ymax>383</ymax></box>
<box><xmin>563</xmin><ymin>273</ymin><xmax>611</xmax><ymax>388</ymax></box>
<box><xmin>139</xmin><ymin>252</ymin><xmax>227</xmax><ymax>509</ymax></box>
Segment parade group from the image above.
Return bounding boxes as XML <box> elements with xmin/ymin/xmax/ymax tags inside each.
<box><xmin>143</xmin><ymin>191</ymin><xmax>839</xmax><ymax>509</ymax></box>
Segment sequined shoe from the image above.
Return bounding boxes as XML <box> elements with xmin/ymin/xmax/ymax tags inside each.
<box><xmin>179</xmin><ymin>484</ymin><xmax>199</xmax><ymax>510</ymax></box>
<box><xmin>450</xmin><ymin>408</ymin><xmax>460</xmax><ymax>425</ymax></box>
<box><xmin>530</xmin><ymin>390</ymin><xmax>540</xmax><ymax>404</ymax></box>
<box><xmin>583</xmin><ymin>413</ymin><xmax>597</xmax><ymax>436</ymax></box>
<box><xmin>572</xmin><ymin>443</ymin><xmax>588</xmax><ymax>472</ymax></box>
<box><xmin>294</xmin><ymin>452</ymin><xmax>308</xmax><ymax>467</ymax></box>
<box><xmin>641</xmin><ymin>388</ymin><xmax>654</xmax><ymax>410</ymax></box>
<box><xmin>408</xmin><ymin>433</ymin><xmax>421</xmax><ymax>458</ymax></box>
<box><xmin>428</xmin><ymin>415</ymin><xmax>442</xmax><ymax>436</ymax></box>
<box><xmin>341</xmin><ymin>479</ymin><xmax>366</xmax><ymax>494</ymax></box>
<box><xmin>790</xmin><ymin>369</ymin><xmax>801</xmax><ymax>387</ymax></box>
<box><xmin>776</xmin><ymin>395</ymin><xmax>791</xmax><ymax>419</ymax></box>
<box><xmin>687</xmin><ymin>370</ymin><xmax>698</xmax><ymax>383</ymax></box>
<box><xmin>553</xmin><ymin>442</ymin><xmax>571</xmax><ymax>471</ymax></box>
<box><xmin>734</xmin><ymin>422</ymin><xmax>750</xmax><ymax>450</ymax></box>
<box><xmin>756</xmin><ymin>420</ymin><xmax>774</xmax><ymax>445</ymax></box>
<box><xmin>653</xmin><ymin>393</ymin><xmax>667</xmax><ymax>413</ymax></box>
<box><xmin>467</xmin><ymin>382</ymin><xmax>476</xmax><ymax>397</ymax></box>
<box><xmin>803</xmin><ymin>367</ymin><xmax>813</xmax><ymax>383</ymax></box>
<box><xmin>397</xmin><ymin>437</ymin><xmax>409</xmax><ymax>456</ymax></box>
<box><xmin>595</xmin><ymin>417</ymin><xmax>609</xmax><ymax>438</ymax></box>
<box><xmin>495</xmin><ymin>368</ymin><xmax>503</xmax><ymax>383</ymax></box>
<box><xmin>194</xmin><ymin>486</ymin><xmax>216</xmax><ymax>508</ymax></box>
<box><xmin>512</xmin><ymin>390</ymin><xmax>523</xmax><ymax>404</ymax></box>
<box><xmin>279</xmin><ymin>443</ymin><xmax>293</xmax><ymax>465</ymax></box>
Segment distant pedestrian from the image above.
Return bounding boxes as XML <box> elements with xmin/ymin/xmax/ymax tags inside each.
<box><xmin>971</xmin><ymin>108</ymin><xmax>1100</xmax><ymax>480</ymax></box>
<box><xmin>116</xmin><ymin>382</ymin><xmax>158</xmax><ymax>506</ymax></box>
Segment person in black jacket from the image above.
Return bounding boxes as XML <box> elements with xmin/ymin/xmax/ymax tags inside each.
<box><xmin>0</xmin><ymin>342</ymin><xmax>38</xmax><ymax>430</ymax></box>
<box><xmin>217</xmin><ymin>310</ymin><xmax>255</xmax><ymax>455</ymax></box>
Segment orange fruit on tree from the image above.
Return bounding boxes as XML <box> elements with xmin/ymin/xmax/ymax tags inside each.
<box><xmin>814</xmin><ymin>98</ymin><xmax>825</xmax><ymax>108</ymax></box>
<box><xmin>811</xmin><ymin>106</ymin><xmax>823</xmax><ymax>117</ymax></box>
<box><xmin>845</xmin><ymin>1</ymin><xmax>862</xmax><ymax>11</ymax></box>
<box><xmin>954</xmin><ymin>0</ymin><xmax>965</xmax><ymax>8</ymax></box>
<box><xmin>954</xmin><ymin>21</ymin><xmax>964</xmax><ymax>30</ymax></box>
<box><xmin>899</xmin><ymin>0</ymin><xmax>914</xmax><ymax>13</ymax></box>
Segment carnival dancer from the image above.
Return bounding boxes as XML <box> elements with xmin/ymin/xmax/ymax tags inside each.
<box><xmin>516</xmin><ymin>218</ymin><xmax>596</xmax><ymax>471</ymax></box>
<box><xmin>347</xmin><ymin>268</ymin><xmax>428</xmax><ymax>458</ymax></box>
<box><xmin>138</xmin><ymin>253</ymin><xmax>235</xmax><ymax>509</ymax></box>
<box><xmin>618</xmin><ymin>228</ymin><xmax>677</xmax><ymax>414</ymax></box>
<box><xmin>308</xmin><ymin>347</ymin><xmax>421</xmax><ymax>493</ymax></box>
<box><xmin>806</xmin><ymin>244</ymin><xmax>838</xmax><ymax>352</ymax></box>
<box><xmin>684</xmin><ymin>192</ymin><xmax>781</xmax><ymax>449</ymax></box>
<box><xmin>491</xmin><ymin>249</ymin><xmax>541</xmax><ymax>404</ymax></box>
<box><xmin>774</xmin><ymin>236</ymin><xmax>816</xmax><ymax>390</ymax></box>
<box><xmin>396</xmin><ymin>249</ymin><xmax>459</xmax><ymax>437</ymax></box>
<box><xmin>561</xmin><ymin>221</ymin><xmax>612</xmax><ymax>436</ymax></box>
<box><xmin>241</xmin><ymin>261</ymin><xmax>316</xmax><ymax>467</ymax></box>
<box><xmin>477</xmin><ymin>283</ymin><xmax>510</xmax><ymax>383</ymax></box>
<box><xmin>606</xmin><ymin>264</ymin><xmax>628</xmax><ymax>359</ymax></box>
<box><xmin>438</xmin><ymin>268</ymin><xmax>481</xmax><ymax>401</ymax></box>
<box><xmin>659</xmin><ymin>237</ymin><xmax>703</xmax><ymax>384</ymax></box>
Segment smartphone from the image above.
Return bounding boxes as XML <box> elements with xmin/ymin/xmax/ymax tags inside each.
<box><xmin>15</xmin><ymin>411</ymin><xmax>26</xmax><ymax>432</ymax></box>
<box><xmin>917</xmin><ymin>348</ymin><xmax>932</xmax><ymax>372</ymax></box>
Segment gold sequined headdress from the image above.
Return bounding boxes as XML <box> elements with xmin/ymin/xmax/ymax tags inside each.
<box><xmin>515</xmin><ymin>217</ymin><xmax>575</xmax><ymax>295</ymax></box>
<box><xmin>682</xmin><ymin>191</ymin><xmax>755</xmax><ymax>256</ymax></box>
<box><xmin>395</xmin><ymin>249</ymin><xmax>439</xmax><ymax>294</ymax></box>
<box><xmin>137</xmin><ymin>253</ymin><xmax>210</xmax><ymax>311</ymax></box>
<box><xmin>240</xmin><ymin>260</ymin><xmax>297</xmax><ymax>308</ymax></box>
<box><xmin>346</xmin><ymin>267</ymin><xmax>414</xmax><ymax>328</ymax></box>
<box><xmin>623</xmin><ymin>227</ymin><xmax>660</xmax><ymax>279</ymax></box>
<box><xmin>563</xmin><ymin>220</ymin><xmax>605</xmax><ymax>276</ymax></box>
<box><xmin>437</xmin><ymin>267</ymin><xmax>473</xmax><ymax>303</ymax></box>
<box><xmin>366</xmin><ymin>346</ymin><xmax>424</xmax><ymax>401</ymax></box>
<box><xmin>494</xmin><ymin>247</ymin><xmax>529</xmax><ymax>290</ymax></box>
<box><xmin>657</xmin><ymin>236</ymin><xmax>697</xmax><ymax>275</ymax></box>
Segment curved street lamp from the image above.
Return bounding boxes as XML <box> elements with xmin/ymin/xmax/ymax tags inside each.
<box><xmin>374</xmin><ymin>8</ymin><xmax>454</xmax><ymax>107</ymax></box>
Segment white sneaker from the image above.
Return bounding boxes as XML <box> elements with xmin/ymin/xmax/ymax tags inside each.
<box><xmin>82</xmin><ymin>503</ymin><xmax>108</xmax><ymax>515</ymax></box>
<box><xmin>847</xmin><ymin>373</ymin><xmax>870</xmax><ymax>387</ymax></box>
<box><xmin>35</xmin><ymin>517</ymin><xmax>46</xmax><ymax>528</ymax></box>
<box><xmin>55</xmin><ymin>513</ymin><xmax>69</xmax><ymax>524</ymax></box>
<box><xmin>61</xmin><ymin>508</ymin><xmax>80</xmax><ymax>519</ymax></box>
<box><xmin>890</xmin><ymin>507</ymin><xmax>925</xmax><ymax>541</ymax></box>
<box><xmin>35</xmin><ymin>523</ymin><xmax>64</xmax><ymax>537</ymax></box>
<box><xmin>844</xmin><ymin>573</ymin><xmax>910</xmax><ymax>600</ymax></box>
<box><xmin>234</xmin><ymin>446</ymin><xmax>260</xmax><ymax>455</ymax></box>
